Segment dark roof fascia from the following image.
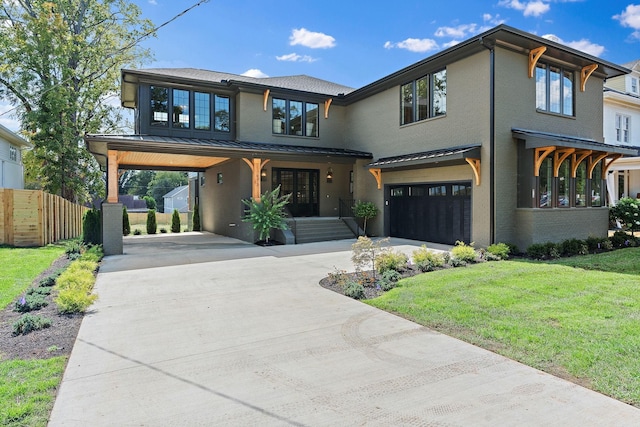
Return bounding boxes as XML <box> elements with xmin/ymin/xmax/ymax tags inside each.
<box><xmin>85</xmin><ymin>134</ymin><xmax>372</xmax><ymax>163</ymax></box>
<box><xmin>366</xmin><ymin>144</ymin><xmax>481</xmax><ymax>170</ymax></box>
<box><xmin>512</xmin><ymin>128</ymin><xmax>637</xmax><ymax>156</ymax></box>
<box><xmin>344</xmin><ymin>24</ymin><xmax>630</xmax><ymax>104</ymax></box>
<box><xmin>232</xmin><ymin>80</ymin><xmax>348</xmax><ymax>105</ymax></box>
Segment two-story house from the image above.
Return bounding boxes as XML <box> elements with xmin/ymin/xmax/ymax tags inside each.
<box><xmin>0</xmin><ymin>123</ymin><xmax>32</xmax><ymax>189</ymax></box>
<box><xmin>87</xmin><ymin>25</ymin><xmax>635</xmax><ymax>254</ymax></box>
<box><xmin>603</xmin><ymin>60</ymin><xmax>640</xmax><ymax>203</ymax></box>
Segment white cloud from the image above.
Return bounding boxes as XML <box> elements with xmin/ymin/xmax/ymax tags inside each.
<box><xmin>242</xmin><ymin>69</ymin><xmax>269</xmax><ymax>78</ymax></box>
<box><xmin>148</xmin><ymin>0</ymin><xmax>157</xmax><ymax>5</ymax></box>
<box><xmin>435</xmin><ymin>24</ymin><xmax>478</xmax><ymax>39</ymax></box>
<box><xmin>289</xmin><ymin>28</ymin><xmax>336</xmax><ymax>49</ymax></box>
<box><xmin>542</xmin><ymin>34</ymin><xmax>605</xmax><ymax>57</ymax></box>
<box><xmin>384</xmin><ymin>38</ymin><xmax>439</xmax><ymax>53</ymax></box>
<box><xmin>442</xmin><ymin>40</ymin><xmax>461</xmax><ymax>49</ymax></box>
<box><xmin>614</xmin><ymin>4</ymin><xmax>640</xmax><ymax>39</ymax></box>
<box><xmin>499</xmin><ymin>0</ymin><xmax>551</xmax><ymax>17</ymax></box>
<box><xmin>276</xmin><ymin>53</ymin><xmax>317</xmax><ymax>63</ymax></box>
<box><xmin>483</xmin><ymin>13</ymin><xmax>506</xmax><ymax>26</ymax></box>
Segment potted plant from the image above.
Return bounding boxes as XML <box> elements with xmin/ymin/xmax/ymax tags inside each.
<box><xmin>353</xmin><ymin>200</ymin><xmax>379</xmax><ymax>237</ymax></box>
<box><xmin>242</xmin><ymin>185</ymin><xmax>291</xmax><ymax>245</ymax></box>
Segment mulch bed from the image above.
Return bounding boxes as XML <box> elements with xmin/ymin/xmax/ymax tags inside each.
<box><xmin>0</xmin><ymin>255</ymin><xmax>84</xmax><ymax>360</ymax></box>
<box><xmin>319</xmin><ymin>266</ymin><xmax>422</xmax><ymax>299</ymax></box>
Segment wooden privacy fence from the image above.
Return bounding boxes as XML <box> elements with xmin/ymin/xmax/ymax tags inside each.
<box><xmin>0</xmin><ymin>189</ymin><xmax>88</xmax><ymax>247</ymax></box>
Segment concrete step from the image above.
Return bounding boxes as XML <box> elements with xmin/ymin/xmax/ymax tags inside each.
<box><xmin>287</xmin><ymin>218</ymin><xmax>357</xmax><ymax>244</ymax></box>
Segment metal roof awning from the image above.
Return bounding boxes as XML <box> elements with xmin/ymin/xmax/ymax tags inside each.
<box><xmin>512</xmin><ymin>128</ymin><xmax>637</xmax><ymax>156</ymax></box>
<box><xmin>85</xmin><ymin>134</ymin><xmax>372</xmax><ymax>170</ymax></box>
<box><xmin>366</xmin><ymin>144</ymin><xmax>481</xmax><ymax>170</ymax></box>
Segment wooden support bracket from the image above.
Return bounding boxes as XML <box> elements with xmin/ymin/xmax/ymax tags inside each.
<box><xmin>581</xmin><ymin>64</ymin><xmax>598</xmax><ymax>92</ymax></box>
<box><xmin>324</xmin><ymin>98</ymin><xmax>332</xmax><ymax>119</ymax></box>
<box><xmin>528</xmin><ymin>46</ymin><xmax>547</xmax><ymax>78</ymax></box>
<box><xmin>534</xmin><ymin>146</ymin><xmax>555</xmax><ymax>177</ymax></box>
<box><xmin>587</xmin><ymin>152</ymin><xmax>609</xmax><ymax>178</ymax></box>
<box><xmin>243</xmin><ymin>158</ymin><xmax>270</xmax><ymax>201</ymax></box>
<box><xmin>107</xmin><ymin>150</ymin><xmax>119</xmax><ymax>203</ymax></box>
<box><xmin>369</xmin><ymin>168</ymin><xmax>382</xmax><ymax>190</ymax></box>
<box><xmin>570</xmin><ymin>150</ymin><xmax>592</xmax><ymax>178</ymax></box>
<box><xmin>603</xmin><ymin>154</ymin><xmax>623</xmax><ymax>175</ymax></box>
<box><xmin>263</xmin><ymin>89</ymin><xmax>270</xmax><ymax>112</ymax></box>
<box><xmin>553</xmin><ymin>148</ymin><xmax>575</xmax><ymax>177</ymax></box>
<box><xmin>465</xmin><ymin>158</ymin><xmax>481</xmax><ymax>186</ymax></box>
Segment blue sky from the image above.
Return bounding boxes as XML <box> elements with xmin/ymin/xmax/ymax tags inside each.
<box><xmin>2</xmin><ymin>0</ymin><xmax>640</xmax><ymax>131</ymax></box>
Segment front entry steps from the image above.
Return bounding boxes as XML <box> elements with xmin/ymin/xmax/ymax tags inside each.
<box><xmin>285</xmin><ymin>217</ymin><xmax>358</xmax><ymax>244</ymax></box>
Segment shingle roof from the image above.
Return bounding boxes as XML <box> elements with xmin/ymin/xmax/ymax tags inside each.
<box><xmin>125</xmin><ymin>68</ymin><xmax>355</xmax><ymax>96</ymax></box>
<box><xmin>163</xmin><ymin>185</ymin><xmax>188</xmax><ymax>198</ymax></box>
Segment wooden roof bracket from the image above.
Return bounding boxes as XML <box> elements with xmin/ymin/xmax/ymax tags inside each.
<box><xmin>369</xmin><ymin>168</ymin><xmax>382</xmax><ymax>190</ymax></box>
<box><xmin>465</xmin><ymin>158</ymin><xmax>481</xmax><ymax>186</ymax></box>
<box><xmin>603</xmin><ymin>154</ymin><xmax>623</xmax><ymax>175</ymax></box>
<box><xmin>263</xmin><ymin>89</ymin><xmax>270</xmax><ymax>111</ymax></box>
<box><xmin>324</xmin><ymin>98</ymin><xmax>332</xmax><ymax>119</ymax></box>
<box><xmin>528</xmin><ymin>46</ymin><xmax>547</xmax><ymax>78</ymax></box>
<box><xmin>587</xmin><ymin>152</ymin><xmax>609</xmax><ymax>178</ymax></box>
<box><xmin>570</xmin><ymin>150</ymin><xmax>592</xmax><ymax>178</ymax></box>
<box><xmin>534</xmin><ymin>146</ymin><xmax>555</xmax><ymax>177</ymax></box>
<box><xmin>243</xmin><ymin>158</ymin><xmax>271</xmax><ymax>201</ymax></box>
<box><xmin>580</xmin><ymin>64</ymin><xmax>598</xmax><ymax>92</ymax></box>
<box><xmin>553</xmin><ymin>148</ymin><xmax>575</xmax><ymax>177</ymax></box>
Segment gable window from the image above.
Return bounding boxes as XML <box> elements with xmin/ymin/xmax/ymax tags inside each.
<box><xmin>9</xmin><ymin>145</ymin><xmax>17</xmax><ymax>162</ymax></box>
<box><xmin>615</xmin><ymin>113</ymin><xmax>630</xmax><ymax>143</ymax></box>
<box><xmin>272</xmin><ymin>98</ymin><xmax>319</xmax><ymax>137</ymax></box>
<box><xmin>150</xmin><ymin>86</ymin><xmax>169</xmax><ymax>126</ymax></box>
<box><xmin>630</xmin><ymin>77</ymin><xmax>638</xmax><ymax>94</ymax></box>
<box><xmin>535</xmin><ymin>63</ymin><xmax>574</xmax><ymax>116</ymax></box>
<box><xmin>400</xmin><ymin>69</ymin><xmax>447</xmax><ymax>125</ymax></box>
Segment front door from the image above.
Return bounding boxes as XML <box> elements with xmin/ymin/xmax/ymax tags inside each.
<box><xmin>273</xmin><ymin>168</ymin><xmax>319</xmax><ymax>217</ymax></box>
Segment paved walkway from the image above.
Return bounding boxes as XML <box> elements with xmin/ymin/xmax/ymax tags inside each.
<box><xmin>49</xmin><ymin>233</ymin><xmax>640</xmax><ymax>426</ymax></box>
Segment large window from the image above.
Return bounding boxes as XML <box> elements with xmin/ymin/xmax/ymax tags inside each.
<box><xmin>615</xmin><ymin>113</ymin><xmax>630</xmax><ymax>143</ymax></box>
<box><xmin>194</xmin><ymin>92</ymin><xmax>210</xmax><ymax>130</ymax></box>
<box><xmin>214</xmin><ymin>95</ymin><xmax>230</xmax><ymax>132</ymax></box>
<box><xmin>272</xmin><ymin>98</ymin><xmax>319</xmax><ymax>137</ymax></box>
<box><xmin>172</xmin><ymin>89</ymin><xmax>189</xmax><ymax>128</ymax></box>
<box><xmin>150</xmin><ymin>87</ymin><xmax>229</xmax><ymax>132</ymax></box>
<box><xmin>150</xmin><ymin>86</ymin><xmax>169</xmax><ymax>127</ymax></box>
<box><xmin>400</xmin><ymin>69</ymin><xmax>447</xmax><ymax>125</ymax></box>
<box><xmin>535</xmin><ymin>63</ymin><xmax>574</xmax><ymax>116</ymax></box>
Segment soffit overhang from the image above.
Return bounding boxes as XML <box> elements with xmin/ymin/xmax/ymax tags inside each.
<box><xmin>512</xmin><ymin>128</ymin><xmax>637</xmax><ymax>156</ymax></box>
<box><xmin>366</xmin><ymin>144</ymin><xmax>481</xmax><ymax>171</ymax></box>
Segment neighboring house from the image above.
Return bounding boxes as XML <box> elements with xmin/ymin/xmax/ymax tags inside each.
<box><xmin>163</xmin><ymin>185</ymin><xmax>189</xmax><ymax>213</ymax></box>
<box><xmin>86</xmin><ymin>25</ymin><xmax>635</xmax><ymax>251</ymax></box>
<box><xmin>603</xmin><ymin>60</ymin><xmax>640</xmax><ymax>203</ymax></box>
<box><xmin>0</xmin><ymin>123</ymin><xmax>32</xmax><ymax>189</ymax></box>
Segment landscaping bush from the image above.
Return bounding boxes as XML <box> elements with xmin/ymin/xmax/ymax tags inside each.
<box><xmin>171</xmin><ymin>209</ymin><xmax>181</xmax><ymax>233</ymax></box>
<box><xmin>242</xmin><ymin>186</ymin><xmax>291</xmax><ymax>244</ymax></box>
<box><xmin>585</xmin><ymin>236</ymin><xmax>612</xmax><ymax>253</ymax></box>
<box><xmin>14</xmin><ymin>293</ymin><xmax>48</xmax><ymax>313</ymax></box>
<box><xmin>378</xmin><ymin>269</ymin><xmax>401</xmax><ymax>291</ymax></box>
<box><xmin>39</xmin><ymin>270</ymin><xmax>63</xmax><ymax>287</ymax></box>
<box><xmin>449</xmin><ymin>257</ymin><xmax>467</xmax><ymax>267</ymax></box>
<box><xmin>26</xmin><ymin>286</ymin><xmax>52</xmax><ymax>296</ymax></box>
<box><xmin>486</xmin><ymin>242</ymin><xmax>510</xmax><ymax>260</ymax></box>
<box><xmin>193</xmin><ymin>202</ymin><xmax>201</xmax><ymax>231</ymax></box>
<box><xmin>344</xmin><ymin>281</ymin><xmax>365</xmax><ymax>299</ymax></box>
<box><xmin>610</xmin><ymin>230</ymin><xmax>638</xmax><ymax>248</ymax></box>
<box><xmin>12</xmin><ymin>314</ymin><xmax>52</xmax><ymax>336</ymax></box>
<box><xmin>133</xmin><ymin>229</ymin><xmax>142</xmax><ymax>235</ymax></box>
<box><xmin>146</xmin><ymin>209</ymin><xmax>157</xmax><ymax>235</ymax></box>
<box><xmin>80</xmin><ymin>245</ymin><xmax>104</xmax><ymax>263</ymax></box>
<box><xmin>160</xmin><ymin>228</ymin><xmax>167</xmax><ymax>233</ymax></box>
<box><xmin>375</xmin><ymin>249</ymin><xmax>408</xmax><ymax>274</ymax></box>
<box><xmin>610</xmin><ymin>197</ymin><xmax>640</xmax><ymax>233</ymax></box>
<box><xmin>123</xmin><ymin>206</ymin><xmax>131</xmax><ymax>236</ymax></box>
<box><xmin>412</xmin><ymin>245</ymin><xmax>445</xmax><ymax>272</ymax></box>
<box><xmin>54</xmin><ymin>260</ymin><xmax>98</xmax><ymax>314</ymax></box>
<box><xmin>65</xmin><ymin>240</ymin><xmax>82</xmax><ymax>260</ymax></box>
<box><xmin>451</xmin><ymin>241</ymin><xmax>477</xmax><ymax>263</ymax></box>
<box><xmin>351</xmin><ymin>236</ymin><xmax>386</xmax><ymax>277</ymax></box>
<box><xmin>560</xmin><ymin>238</ymin><xmax>588</xmax><ymax>257</ymax></box>
<box><xmin>526</xmin><ymin>242</ymin><xmax>560</xmax><ymax>259</ymax></box>
<box><xmin>82</xmin><ymin>208</ymin><xmax>101</xmax><ymax>245</ymax></box>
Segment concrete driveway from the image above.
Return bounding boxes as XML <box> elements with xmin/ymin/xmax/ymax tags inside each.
<box><xmin>49</xmin><ymin>233</ymin><xmax>640</xmax><ymax>426</ymax></box>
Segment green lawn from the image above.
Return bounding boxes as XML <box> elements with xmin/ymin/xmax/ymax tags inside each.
<box><xmin>0</xmin><ymin>244</ymin><xmax>68</xmax><ymax>427</ymax></box>
<box><xmin>367</xmin><ymin>248</ymin><xmax>640</xmax><ymax>406</ymax></box>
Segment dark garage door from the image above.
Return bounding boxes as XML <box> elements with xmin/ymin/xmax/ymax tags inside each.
<box><xmin>389</xmin><ymin>182</ymin><xmax>471</xmax><ymax>245</ymax></box>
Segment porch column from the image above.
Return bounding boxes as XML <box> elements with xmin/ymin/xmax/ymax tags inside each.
<box><xmin>107</xmin><ymin>150</ymin><xmax>119</xmax><ymax>203</ymax></box>
<box><xmin>242</xmin><ymin>158</ymin><xmax>270</xmax><ymax>202</ymax></box>
<box><xmin>103</xmin><ymin>149</ymin><xmax>123</xmax><ymax>255</ymax></box>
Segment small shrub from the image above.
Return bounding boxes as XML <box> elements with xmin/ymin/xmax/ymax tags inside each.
<box><xmin>39</xmin><ymin>270</ymin><xmax>63</xmax><ymax>287</ymax></box>
<box><xmin>146</xmin><ymin>209</ymin><xmax>157</xmax><ymax>235</ymax></box>
<box><xmin>375</xmin><ymin>249</ymin><xmax>408</xmax><ymax>274</ymax></box>
<box><xmin>80</xmin><ymin>245</ymin><xmax>103</xmax><ymax>263</ymax></box>
<box><xmin>560</xmin><ymin>238</ymin><xmax>588</xmax><ymax>257</ymax></box>
<box><xmin>26</xmin><ymin>286</ymin><xmax>51</xmax><ymax>296</ymax></box>
<box><xmin>171</xmin><ymin>209</ymin><xmax>181</xmax><ymax>233</ymax></box>
<box><xmin>449</xmin><ymin>257</ymin><xmax>467</xmax><ymax>268</ymax></box>
<box><xmin>378</xmin><ymin>269</ymin><xmax>401</xmax><ymax>291</ymax></box>
<box><xmin>506</xmin><ymin>243</ymin><xmax>520</xmax><ymax>256</ymax></box>
<box><xmin>610</xmin><ymin>197</ymin><xmax>640</xmax><ymax>233</ymax></box>
<box><xmin>133</xmin><ymin>229</ymin><xmax>141</xmax><ymax>235</ymax></box>
<box><xmin>328</xmin><ymin>268</ymin><xmax>350</xmax><ymax>287</ymax></box>
<box><xmin>451</xmin><ymin>241</ymin><xmax>477</xmax><ymax>263</ymax></box>
<box><xmin>82</xmin><ymin>208</ymin><xmax>102</xmax><ymax>245</ymax></box>
<box><xmin>193</xmin><ymin>202</ymin><xmax>201</xmax><ymax>232</ymax></box>
<box><xmin>12</xmin><ymin>314</ymin><xmax>52</xmax><ymax>336</ymax></box>
<box><xmin>14</xmin><ymin>293</ymin><xmax>48</xmax><ymax>313</ymax></box>
<box><xmin>65</xmin><ymin>240</ymin><xmax>82</xmax><ymax>258</ymax></box>
<box><xmin>412</xmin><ymin>245</ymin><xmax>445</xmax><ymax>272</ymax></box>
<box><xmin>486</xmin><ymin>242</ymin><xmax>510</xmax><ymax>260</ymax></box>
<box><xmin>55</xmin><ymin>259</ymin><xmax>98</xmax><ymax>314</ymax></box>
<box><xmin>160</xmin><ymin>228</ymin><xmax>167</xmax><ymax>233</ymax></box>
<box><xmin>352</xmin><ymin>236</ymin><xmax>387</xmax><ymax>278</ymax></box>
<box><xmin>545</xmin><ymin>242</ymin><xmax>561</xmax><ymax>259</ymax></box>
<box><xmin>344</xmin><ymin>281</ymin><xmax>365</xmax><ymax>299</ymax></box>
<box><xmin>526</xmin><ymin>243</ymin><xmax>547</xmax><ymax>259</ymax></box>
<box><xmin>123</xmin><ymin>206</ymin><xmax>131</xmax><ymax>236</ymax></box>
<box><xmin>610</xmin><ymin>230</ymin><xmax>637</xmax><ymax>248</ymax></box>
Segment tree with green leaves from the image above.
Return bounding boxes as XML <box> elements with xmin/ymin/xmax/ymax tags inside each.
<box><xmin>192</xmin><ymin>201</ymin><xmax>201</xmax><ymax>231</ymax></box>
<box><xmin>0</xmin><ymin>0</ymin><xmax>153</xmax><ymax>203</ymax></box>
<box><xmin>147</xmin><ymin>171</ymin><xmax>188</xmax><ymax>212</ymax></box>
<box><xmin>171</xmin><ymin>209</ymin><xmax>181</xmax><ymax>233</ymax></box>
<box><xmin>146</xmin><ymin>209</ymin><xmax>157</xmax><ymax>235</ymax></box>
<box><xmin>122</xmin><ymin>206</ymin><xmax>131</xmax><ymax>236</ymax></box>
<box><xmin>353</xmin><ymin>201</ymin><xmax>379</xmax><ymax>237</ymax></box>
<box><xmin>242</xmin><ymin>186</ymin><xmax>291</xmax><ymax>244</ymax></box>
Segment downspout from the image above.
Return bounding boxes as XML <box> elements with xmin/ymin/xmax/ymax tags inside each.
<box><xmin>480</xmin><ymin>37</ymin><xmax>496</xmax><ymax>244</ymax></box>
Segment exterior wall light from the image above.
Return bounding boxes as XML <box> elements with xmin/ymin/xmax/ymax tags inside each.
<box><xmin>326</xmin><ymin>167</ymin><xmax>333</xmax><ymax>183</ymax></box>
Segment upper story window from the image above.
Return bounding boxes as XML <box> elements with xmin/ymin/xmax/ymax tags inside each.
<box><xmin>400</xmin><ymin>69</ymin><xmax>447</xmax><ymax>126</ymax></box>
<box><xmin>9</xmin><ymin>145</ymin><xmax>17</xmax><ymax>162</ymax></box>
<box><xmin>272</xmin><ymin>98</ymin><xmax>318</xmax><ymax>137</ymax></box>
<box><xmin>150</xmin><ymin>86</ymin><xmax>230</xmax><ymax>132</ymax></box>
<box><xmin>629</xmin><ymin>76</ymin><xmax>638</xmax><ymax>95</ymax></box>
<box><xmin>615</xmin><ymin>113</ymin><xmax>631</xmax><ymax>143</ymax></box>
<box><xmin>535</xmin><ymin>63</ymin><xmax>574</xmax><ymax>116</ymax></box>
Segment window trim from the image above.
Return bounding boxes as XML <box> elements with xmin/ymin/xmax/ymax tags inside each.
<box><xmin>615</xmin><ymin>113</ymin><xmax>631</xmax><ymax>144</ymax></box>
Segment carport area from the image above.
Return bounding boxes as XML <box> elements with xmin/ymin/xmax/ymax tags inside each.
<box><xmin>49</xmin><ymin>233</ymin><xmax>640</xmax><ymax>426</ymax></box>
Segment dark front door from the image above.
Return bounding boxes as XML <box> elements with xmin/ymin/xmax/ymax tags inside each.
<box><xmin>388</xmin><ymin>182</ymin><xmax>471</xmax><ymax>245</ymax></box>
<box><xmin>273</xmin><ymin>168</ymin><xmax>319</xmax><ymax>217</ymax></box>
